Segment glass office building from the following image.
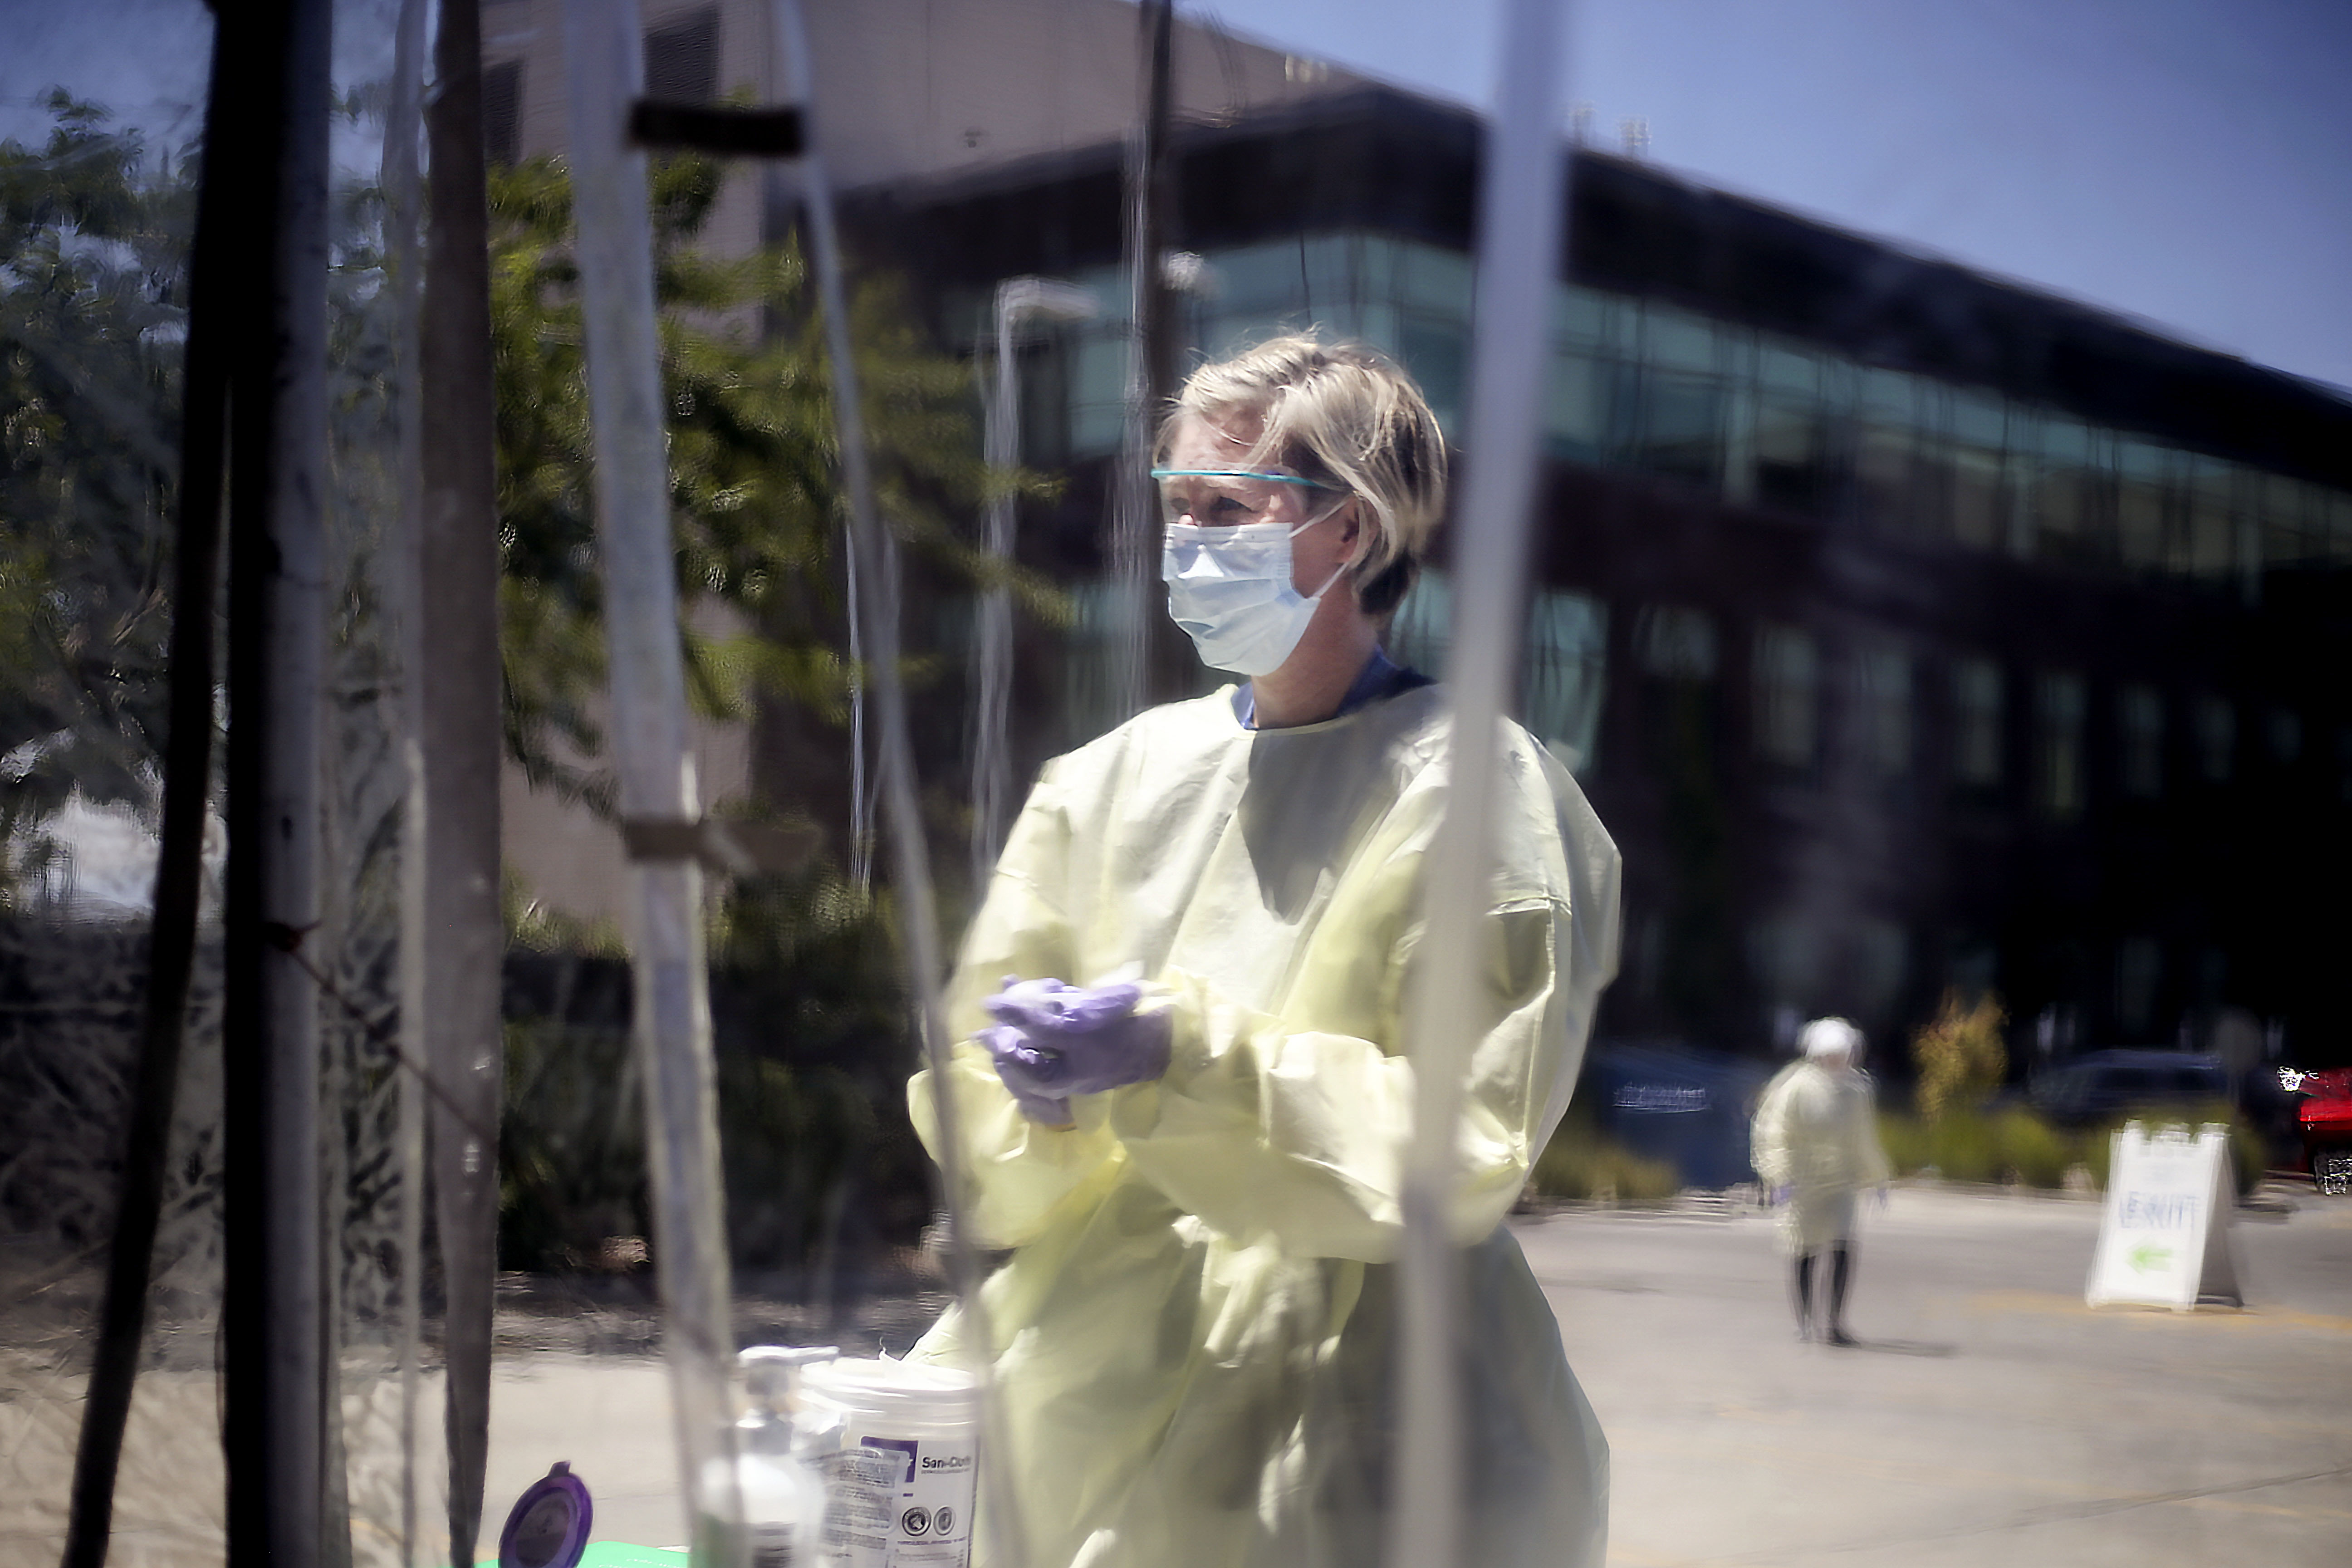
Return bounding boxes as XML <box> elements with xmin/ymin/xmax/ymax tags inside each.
<box><xmin>849</xmin><ymin>85</ymin><xmax>2352</xmax><ymax>1067</ymax></box>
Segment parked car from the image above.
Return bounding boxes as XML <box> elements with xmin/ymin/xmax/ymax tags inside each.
<box><xmin>2027</xmin><ymin>1049</ymin><xmax>2230</xmax><ymax>1127</ymax></box>
<box><xmin>2280</xmin><ymin>1066</ymin><xmax>2352</xmax><ymax>1195</ymax></box>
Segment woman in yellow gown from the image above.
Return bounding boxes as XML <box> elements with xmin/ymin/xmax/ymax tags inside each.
<box><xmin>911</xmin><ymin>335</ymin><xmax>1622</xmax><ymax>1567</ymax></box>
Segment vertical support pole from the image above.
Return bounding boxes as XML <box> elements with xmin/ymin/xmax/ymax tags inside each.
<box><xmin>222</xmin><ymin>0</ymin><xmax>333</xmax><ymax>1560</ymax></box>
<box><xmin>421</xmin><ymin>0</ymin><xmax>509</xmax><ymax>1558</ymax></box>
<box><xmin>560</xmin><ymin>2</ymin><xmax>744</xmax><ymax>1560</ymax></box>
<box><xmin>59</xmin><ymin>18</ymin><xmax>239</xmax><ymax>1568</ymax></box>
<box><xmin>768</xmin><ymin>2</ymin><xmax>1028</xmax><ymax>1558</ymax></box>
<box><xmin>1107</xmin><ymin>0</ymin><xmax>1176</xmax><ymax>720</ymax></box>
<box><xmin>970</xmin><ymin>294</ymin><xmax>1023</xmax><ymax>894</ymax></box>
<box><xmin>381</xmin><ymin>0</ymin><xmax>431</xmax><ymax>1560</ymax></box>
<box><xmin>1388</xmin><ymin>2</ymin><xmax>1568</xmax><ymax>1566</ymax></box>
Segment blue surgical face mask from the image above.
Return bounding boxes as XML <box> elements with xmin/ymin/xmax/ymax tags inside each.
<box><xmin>1160</xmin><ymin>505</ymin><xmax>1348</xmax><ymax>676</ymax></box>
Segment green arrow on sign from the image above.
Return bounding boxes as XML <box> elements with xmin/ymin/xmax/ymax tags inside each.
<box><xmin>2128</xmin><ymin>1242</ymin><xmax>2173</xmax><ymax>1273</ymax></box>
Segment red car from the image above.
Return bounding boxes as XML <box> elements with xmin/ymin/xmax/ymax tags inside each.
<box><xmin>2283</xmin><ymin>1067</ymin><xmax>2352</xmax><ymax>1195</ymax></box>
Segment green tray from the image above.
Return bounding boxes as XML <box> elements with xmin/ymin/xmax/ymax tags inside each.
<box><xmin>480</xmin><ymin>1546</ymin><xmax>686</xmax><ymax>1568</ymax></box>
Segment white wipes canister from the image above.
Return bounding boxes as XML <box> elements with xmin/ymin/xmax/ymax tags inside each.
<box><xmin>802</xmin><ymin>1357</ymin><xmax>977</xmax><ymax>1568</ymax></box>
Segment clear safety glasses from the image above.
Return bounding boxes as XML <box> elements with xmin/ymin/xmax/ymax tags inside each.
<box><xmin>1150</xmin><ymin>466</ymin><xmax>1340</xmax><ymax>528</ymax></box>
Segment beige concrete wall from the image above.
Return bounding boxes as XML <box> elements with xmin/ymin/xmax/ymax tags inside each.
<box><xmin>481</xmin><ymin>0</ymin><xmax>1362</xmax><ymax>193</ymax></box>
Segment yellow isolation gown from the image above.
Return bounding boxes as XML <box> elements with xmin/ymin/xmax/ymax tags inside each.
<box><xmin>909</xmin><ymin>681</ymin><xmax>1622</xmax><ymax>1568</ymax></box>
<box><xmin>1749</xmin><ymin>1060</ymin><xmax>1892</xmax><ymax>1253</ymax></box>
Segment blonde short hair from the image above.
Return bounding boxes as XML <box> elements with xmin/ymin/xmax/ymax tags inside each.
<box><xmin>1158</xmin><ymin>334</ymin><xmax>1449</xmax><ymax>617</ymax></box>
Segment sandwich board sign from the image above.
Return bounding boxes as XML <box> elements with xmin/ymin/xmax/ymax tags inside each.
<box><xmin>2086</xmin><ymin>1122</ymin><xmax>2242</xmax><ymax>1310</ymax></box>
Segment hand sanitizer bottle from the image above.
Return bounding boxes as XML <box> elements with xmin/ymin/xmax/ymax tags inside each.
<box><xmin>704</xmin><ymin>1346</ymin><xmax>835</xmax><ymax>1567</ymax></box>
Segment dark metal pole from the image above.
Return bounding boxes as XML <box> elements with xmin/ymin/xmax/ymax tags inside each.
<box><xmin>1108</xmin><ymin>0</ymin><xmax>1177</xmax><ymax>718</ymax></box>
<box><xmin>420</xmin><ymin>0</ymin><xmax>508</xmax><ymax>1558</ymax></box>
<box><xmin>381</xmin><ymin>0</ymin><xmax>431</xmax><ymax>1560</ymax></box>
<box><xmin>59</xmin><ymin>17</ymin><xmax>240</xmax><ymax>1566</ymax></box>
<box><xmin>222</xmin><ymin>0</ymin><xmax>333</xmax><ymax>1559</ymax></box>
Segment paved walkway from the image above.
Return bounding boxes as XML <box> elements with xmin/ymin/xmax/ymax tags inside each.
<box><xmin>8</xmin><ymin>1186</ymin><xmax>2346</xmax><ymax>1565</ymax></box>
<box><xmin>1518</xmin><ymin>1184</ymin><xmax>2352</xmax><ymax>1568</ymax></box>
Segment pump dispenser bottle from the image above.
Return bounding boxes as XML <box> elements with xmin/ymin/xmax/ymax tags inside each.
<box><xmin>702</xmin><ymin>1345</ymin><xmax>835</xmax><ymax>1567</ymax></box>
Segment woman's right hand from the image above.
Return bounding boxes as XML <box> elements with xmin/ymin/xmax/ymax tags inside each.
<box><xmin>980</xmin><ymin>977</ymin><xmax>1172</xmax><ymax>1123</ymax></box>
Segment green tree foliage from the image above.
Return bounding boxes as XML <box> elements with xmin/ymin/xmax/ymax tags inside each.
<box><xmin>1911</xmin><ymin>987</ymin><xmax>2009</xmax><ymax>1122</ymax></box>
<box><xmin>487</xmin><ymin>151</ymin><xmax>1044</xmax><ymax>808</ymax></box>
<box><xmin>0</xmin><ymin>95</ymin><xmax>191</xmax><ymax>865</ymax></box>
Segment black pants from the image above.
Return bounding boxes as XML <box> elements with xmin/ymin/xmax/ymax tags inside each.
<box><xmin>1790</xmin><ymin>1245</ymin><xmax>1853</xmax><ymax>1341</ymax></box>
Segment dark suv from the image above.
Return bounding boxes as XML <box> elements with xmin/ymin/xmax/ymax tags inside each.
<box><xmin>2028</xmin><ymin>1050</ymin><xmax>2230</xmax><ymax>1126</ymax></box>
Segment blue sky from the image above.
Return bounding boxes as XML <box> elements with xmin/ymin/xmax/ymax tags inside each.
<box><xmin>1190</xmin><ymin>0</ymin><xmax>2352</xmax><ymax>393</ymax></box>
<box><xmin>5</xmin><ymin>0</ymin><xmax>2346</xmax><ymax>392</ymax></box>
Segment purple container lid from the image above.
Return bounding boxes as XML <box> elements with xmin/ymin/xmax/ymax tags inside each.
<box><xmin>500</xmin><ymin>1461</ymin><xmax>594</xmax><ymax>1568</ymax></box>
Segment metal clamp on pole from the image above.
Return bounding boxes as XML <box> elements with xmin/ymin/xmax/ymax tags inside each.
<box><xmin>620</xmin><ymin>815</ymin><xmax>820</xmax><ymax>877</ymax></box>
<box><xmin>627</xmin><ymin>101</ymin><xmax>804</xmax><ymax>157</ymax></box>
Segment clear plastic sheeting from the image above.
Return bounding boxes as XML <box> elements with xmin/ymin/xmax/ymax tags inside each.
<box><xmin>1</xmin><ymin>0</ymin><xmax>442</xmax><ymax>1557</ymax></box>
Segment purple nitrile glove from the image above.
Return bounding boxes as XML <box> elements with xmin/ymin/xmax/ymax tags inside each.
<box><xmin>1770</xmin><ymin>1184</ymin><xmax>1792</xmax><ymax>1207</ymax></box>
<box><xmin>978</xmin><ymin>976</ymin><xmax>1171</xmax><ymax>1125</ymax></box>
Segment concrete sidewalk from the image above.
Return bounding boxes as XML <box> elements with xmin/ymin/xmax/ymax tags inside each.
<box><xmin>1518</xmin><ymin>1184</ymin><xmax>2352</xmax><ymax>1568</ymax></box>
<box><xmin>9</xmin><ymin>1186</ymin><xmax>2344</xmax><ymax>1565</ymax></box>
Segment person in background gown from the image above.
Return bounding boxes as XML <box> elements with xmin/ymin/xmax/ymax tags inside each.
<box><xmin>908</xmin><ymin>334</ymin><xmax>1623</xmax><ymax>1567</ymax></box>
<box><xmin>1751</xmin><ymin>1016</ymin><xmax>1892</xmax><ymax>1346</ymax></box>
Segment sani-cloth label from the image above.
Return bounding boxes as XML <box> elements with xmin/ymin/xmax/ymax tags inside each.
<box><xmin>822</xmin><ymin>1438</ymin><xmax>975</xmax><ymax>1568</ymax></box>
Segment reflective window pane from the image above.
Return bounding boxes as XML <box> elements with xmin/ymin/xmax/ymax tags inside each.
<box><xmin>1754</xmin><ymin>624</ymin><xmax>1819</xmax><ymax>768</ymax></box>
<box><xmin>1523</xmin><ymin>591</ymin><xmax>1609</xmax><ymax>775</ymax></box>
<box><xmin>1852</xmin><ymin>645</ymin><xmax>1912</xmax><ymax>776</ymax></box>
<box><xmin>2036</xmin><ymin>670</ymin><xmax>2087</xmax><ymax>820</ymax></box>
<box><xmin>1953</xmin><ymin>657</ymin><xmax>2004</xmax><ymax>787</ymax></box>
<box><xmin>2118</xmin><ymin>684</ymin><xmax>2164</xmax><ymax>798</ymax></box>
<box><xmin>2194</xmin><ymin>695</ymin><xmax>2236</xmax><ymax>782</ymax></box>
<box><xmin>1645</xmin><ymin>304</ymin><xmax>1717</xmax><ymax>374</ymax></box>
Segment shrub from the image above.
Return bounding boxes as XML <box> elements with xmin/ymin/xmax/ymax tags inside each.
<box><xmin>1877</xmin><ymin>1110</ymin><xmax>1931</xmax><ymax>1174</ymax></box>
<box><xmin>1989</xmin><ymin>1107</ymin><xmax>2073</xmax><ymax>1188</ymax></box>
<box><xmin>1926</xmin><ymin>1108</ymin><xmax>2002</xmax><ymax>1184</ymax></box>
<box><xmin>1911</xmin><ymin>989</ymin><xmax>2008</xmax><ymax>1122</ymax></box>
<box><xmin>1531</xmin><ymin>1108</ymin><xmax>1683</xmax><ymax>1202</ymax></box>
<box><xmin>1877</xmin><ymin>1106</ymin><xmax>2078</xmax><ymax>1188</ymax></box>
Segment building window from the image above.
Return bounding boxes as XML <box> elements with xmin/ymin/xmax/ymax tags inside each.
<box><xmin>1637</xmin><ymin>605</ymin><xmax>1718</xmax><ymax>682</ymax></box>
<box><xmin>2193</xmin><ymin>696</ymin><xmax>2234</xmax><ymax>783</ymax></box>
<box><xmin>1632</xmin><ymin>371</ymin><xmax>1725</xmax><ymax>488</ymax></box>
<box><xmin>2118</xmin><ymin>684</ymin><xmax>2163</xmax><ymax>798</ymax></box>
<box><xmin>482</xmin><ymin>59</ymin><xmax>523</xmax><ymax>169</ymax></box>
<box><xmin>1749</xmin><ymin>914</ymin><xmax>1822</xmax><ymax>1013</ymax></box>
<box><xmin>1546</xmin><ymin>347</ymin><xmax>1605</xmax><ymax>461</ymax></box>
<box><xmin>645</xmin><ymin>7</ymin><xmax>720</xmax><ymax>103</ymax></box>
<box><xmin>2269</xmin><ymin>708</ymin><xmax>2303</xmax><ymax>766</ymax></box>
<box><xmin>1059</xmin><ymin>579</ymin><xmax>1127</xmax><ymax>748</ymax></box>
<box><xmin>2115</xmin><ymin>937</ymin><xmax>2161</xmax><ymax>1038</ymax></box>
<box><xmin>2114</xmin><ymin>439</ymin><xmax>2171</xmax><ymax>572</ymax></box>
<box><xmin>2263</xmin><ymin>474</ymin><xmax>2325</xmax><ymax>568</ymax></box>
<box><xmin>1522</xmin><ymin>591</ymin><xmax>1608</xmax><ymax>776</ymax></box>
<box><xmin>1853</xmin><ymin>369</ymin><xmax>1920</xmax><ymax>535</ymax></box>
<box><xmin>1751</xmin><ymin>345</ymin><xmax>1834</xmax><ymax>516</ymax></box>
<box><xmin>2035</xmin><ymin>671</ymin><xmax>2086</xmax><ymax>820</ymax></box>
<box><xmin>1852</xmin><ymin>645</ymin><xmax>1912</xmax><ymax>777</ymax></box>
<box><xmin>1398</xmin><ymin>312</ymin><xmax>1468</xmax><ymax>435</ymax></box>
<box><xmin>1853</xmin><ymin>918</ymin><xmax>1909</xmax><ymax>1022</ymax></box>
<box><xmin>1384</xmin><ymin>570</ymin><xmax>1451</xmax><ymax>677</ymax></box>
<box><xmin>2185</xmin><ymin>457</ymin><xmax>2238</xmax><ymax>583</ymax></box>
<box><xmin>1946</xmin><ymin>391</ymin><xmax>2005</xmax><ymax>549</ymax></box>
<box><xmin>1753</xmin><ymin>624</ymin><xmax>1818</xmax><ymax>768</ymax></box>
<box><xmin>1952</xmin><ymin>658</ymin><xmax>2004</xmax><ymax>789</ymax></box>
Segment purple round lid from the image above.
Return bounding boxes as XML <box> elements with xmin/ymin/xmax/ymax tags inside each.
<box><xmin>500</xmin><ymin>1461</ymin><xmax>594</xmax><ymax>1568</ymax></box>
